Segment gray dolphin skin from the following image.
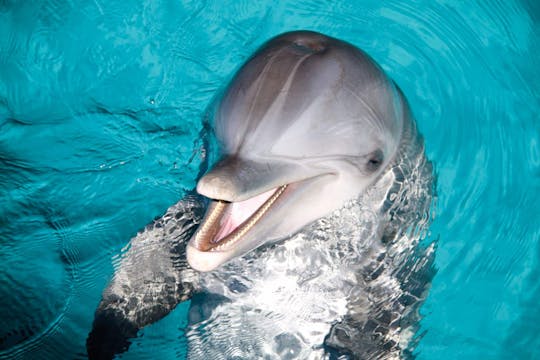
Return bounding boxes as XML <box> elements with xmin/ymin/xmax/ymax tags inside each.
<box><xmin>87</xmin><ymin>31</ymin><xmax>434</xmax><ymax>360</ymax></box>
<box><xmin>187</xmin><ymin>31</ymin><xmax>406</xmax><ymax>272</ymax></box>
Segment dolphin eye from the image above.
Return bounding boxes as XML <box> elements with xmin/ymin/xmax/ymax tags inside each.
<box><xmin>365</xmin><ymin>149</ymin><xmax>384</xmax><ymax>173</ymax></box>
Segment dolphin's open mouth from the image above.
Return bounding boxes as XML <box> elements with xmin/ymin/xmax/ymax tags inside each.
<box><xmin>191</xmin><ymin>185</ymin><xmax>288</xmax><ymax>252</ymax></box>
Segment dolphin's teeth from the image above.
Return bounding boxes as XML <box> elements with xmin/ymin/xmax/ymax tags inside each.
<box><xmin>210</xmin><ymin>185</ymin><xmax>288</xmax><ymax>252</ymax></box>
<box><xmin>194</xmin><ymin>200</ymin><xmax>228</xmax><ymax>251</ymax></box>
<box><xmin>194</xmin><ymin>185</ymin><xmax>288</xmax><ymax>253</ymax></box>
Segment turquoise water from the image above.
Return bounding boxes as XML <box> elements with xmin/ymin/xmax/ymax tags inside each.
<box><xmin>0</xmin><ymin>1</ymin><xmax>539</xmax><ymax>359</ymax></box>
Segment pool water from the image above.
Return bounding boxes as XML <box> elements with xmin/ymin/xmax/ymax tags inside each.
<box><xmin>0</xmin><ymin>1</ymin><xmax>538</xmax><ymax>359</ymax></box>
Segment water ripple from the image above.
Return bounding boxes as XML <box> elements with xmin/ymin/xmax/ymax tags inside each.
<box><xmin>0</xmin><ymin>0</ymin><xmax>538</xmax><ymax>359</ymax></box>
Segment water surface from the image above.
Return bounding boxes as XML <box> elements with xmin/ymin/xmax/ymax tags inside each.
<box><xmin>0</xmin><ymin>1</ymin><xmax>539</xmax><ymax>359</ymax></box>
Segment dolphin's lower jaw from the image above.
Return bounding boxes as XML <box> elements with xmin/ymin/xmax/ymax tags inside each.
<box><xmin>186</xmin><ymin>185</ymin><xmax>289</xmax><ymax>272</ymax></box>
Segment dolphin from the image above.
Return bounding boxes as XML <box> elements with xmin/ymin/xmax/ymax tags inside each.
<box><xmin>87</xmin><ymin>30</ymin><xmax>434</xmax><ymax>359</ymax></box>
<box><xmin>187</xmin><ymin>30</ymin><xmax>406</xmax><ymax>272</ymax></box>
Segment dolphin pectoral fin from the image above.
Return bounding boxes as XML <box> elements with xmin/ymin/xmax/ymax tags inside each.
<box><xmin>196</xmin><ymin>156</ymin><xmax>314</xmax><ymax>202</ymax></box>
<box><xmin>86</xmin><ymin>194</ymin><xmax>205</xmax><ymax>359</ymax></box>
<box><xmin>86</xmin><ymin>307</ymin><xmax>139</xmax><ymax>360</ymax></box>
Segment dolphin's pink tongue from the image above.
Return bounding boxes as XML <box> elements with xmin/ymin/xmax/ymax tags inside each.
<box><xmin>213</xmin><ymin>188</ymin><xmax>277</xmax><ymax>242</ymax></box>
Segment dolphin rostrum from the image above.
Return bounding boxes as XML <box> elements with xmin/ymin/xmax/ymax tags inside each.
<box><xmin>87</xmin><ymin>30</ymin><xmax>434</xmax><ymax>359</ymax></box>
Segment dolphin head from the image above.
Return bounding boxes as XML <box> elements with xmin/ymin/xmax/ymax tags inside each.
<box><xmin>186</xmin><ymin>31</ymin><xmax>407</xmax><ymax>272</ymax></box>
